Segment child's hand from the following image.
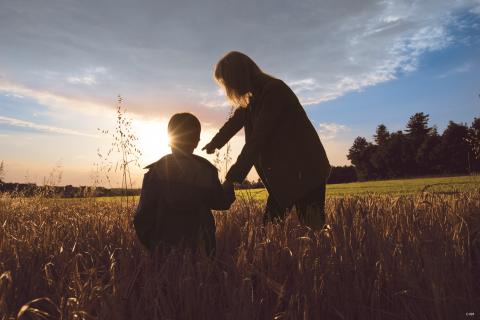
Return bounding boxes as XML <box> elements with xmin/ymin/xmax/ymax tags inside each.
<box><xmin>222</xmin><ymin>180</ymin><xmax>235</xmax><ymax>203</ymax></box>
<box><xmin>222</xmin><ymin>180</ymin><xmax>233</xmax><ymax>192</ymax></box>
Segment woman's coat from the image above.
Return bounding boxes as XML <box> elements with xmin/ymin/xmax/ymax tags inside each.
<box><xmin>209</xmin><ymin>78</ymin><xmax>330</xmax><ymax>208</ymax></box>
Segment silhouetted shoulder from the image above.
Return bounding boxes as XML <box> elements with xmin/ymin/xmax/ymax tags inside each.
<box><xmin>263</xmin><ymin>78</ymin><xmax>287</xmax><ymax>92</ymax></box>
<box><xmin>257</xmin><ymin>79</ymin><xmax>296</xmax><ymax>110</ymax></box>
<box><xmin>143</xmin><ymin>154</ymin><xmax>172</xmax><ymax>170</ymax></box>
<box><xmin>261</xmin><ymin>78</ymin><xmax>294</xmax><ymax>100</ymax></box>
<box><xmin>191</xmin><ymin>154</ymin><xmax>218</xmax><ymax>173</ymax></box>
<box><xmin>144</xmin><ymin>154</ymin><xmax>218</xmax><ymax>185</ymax></box>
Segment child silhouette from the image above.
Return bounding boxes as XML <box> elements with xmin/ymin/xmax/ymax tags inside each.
<box><xmin>134</xmin><ymin>113</ymin><xmax>235</xmax><ymax>256</ymax></box>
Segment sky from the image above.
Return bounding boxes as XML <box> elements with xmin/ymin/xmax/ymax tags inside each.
<box><xmin>1</xmin><ymin>0</ymin><xmax>479</xmax><ymax>187</ymax></box>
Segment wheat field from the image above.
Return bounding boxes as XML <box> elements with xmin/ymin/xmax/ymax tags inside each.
<box><xmin>1</xmin><ymin>191</ymin><xmax>479</xmax><ymax>319</ymax></box>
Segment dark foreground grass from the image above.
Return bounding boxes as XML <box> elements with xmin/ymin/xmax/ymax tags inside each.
<box><xmin>1</xmin><ymin>191</ymin><xmax>479</xmax><ymax>319</ymax></box>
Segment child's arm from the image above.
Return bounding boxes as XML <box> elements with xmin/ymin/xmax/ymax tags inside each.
<box><xmin>133</xmin><ymin>171</ymin><xmax>159</xmax><ymax>250</ymax></box>
<box><xmin>208</xmin><ymin>173</ymin><xmax>235</xmax><ymax>210</ymax></box>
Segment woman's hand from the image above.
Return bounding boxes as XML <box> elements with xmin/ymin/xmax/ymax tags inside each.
<box><xmin>202</xmin><ymin>141</ymin><xmax>217</xmax><ymax>154</ymax></box>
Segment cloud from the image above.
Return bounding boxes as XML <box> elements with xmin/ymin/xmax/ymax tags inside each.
<box><xmin>289</xmin><ymin>78</ymin><xmax>319</xmax><ymax>94</ymax></box>
<box><xmin>4</xmin><ymin>93</ymin><xmax>23</xmax><ymax>99</ymax></box>
<box><xmin>471</xmin><ymin>3</ymin><xmax>480</xmax><ymax>15</ymax></box>
<box><xmin>0</xmin><ymin>115</ymin><xmax>97</xmax><ymax>137</ymax></box>
<box><xmin>0</xmin><ymin>78</ymin><xmax>111</xmax><ymax>116</ymax></box>
<box><xmin>0</xmin><ymin>0</ymin><xmax>478</xmax><ymax>122</ymax></box>
<box><xmin>67</xmin><ymin>75</ymin><xmax>97</xmax><ymax>85</ymax></box>
<box><xmin>437</xmin><ymin>62</ymin><xmax>474</xmax><ymax>78</ymax></box>
<box><xmin>67</xmin><ymin>66</ymin><xmax>107</xmax><ymax>85</ymax></box>
<box><xmin>318</xmin><ymin>123</ymin><xmax>349</xmax><ymax>140</ymax></box>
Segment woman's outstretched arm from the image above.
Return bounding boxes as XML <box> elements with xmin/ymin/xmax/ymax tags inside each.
<box><xmin>226</xmin><ymin>81</ymin><xmax>286</xmax><ymax>182</ymax></box>
<box><xmin>203</xmin><ymin>107</ymin><xmax>246</xmax><ymax>153</ymax></box>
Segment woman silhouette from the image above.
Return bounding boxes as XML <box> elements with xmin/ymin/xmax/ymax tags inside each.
<box><xmin>203</xmin><ymin>51</ymin><xmax>330</xmax><ymax>227</ymax></box>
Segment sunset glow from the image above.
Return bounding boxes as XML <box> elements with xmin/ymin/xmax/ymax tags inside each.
<box><xmin>134</xmin><ymin>120</ymin><xmax>171</xmax><ymax>166</ymax></box>
<box><xmin>0</xmin><ymin>1</ymin><xmax>479</xmax><ymax>185</ymax></box>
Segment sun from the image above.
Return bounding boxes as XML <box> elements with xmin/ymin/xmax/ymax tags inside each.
<box><xmin>134</xmin><ymin>120</ymin><xmax>171</xmax><ymax>166</ymax></box>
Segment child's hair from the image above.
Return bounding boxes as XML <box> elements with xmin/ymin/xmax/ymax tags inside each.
<box><xmin>168</xmin><ymin>113</ymin><xmax>201</xmax><ymax>150</ymax></box>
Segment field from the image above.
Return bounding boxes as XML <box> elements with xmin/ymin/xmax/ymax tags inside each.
<box><xmin>238</xmin><ymin>175</ymin><xmax>480</xmax><ymax>201</ymax></box>
<box><xmin>1</xmin><ymin>177</ymin><xmax>480</xmax><ymax>319</ymax></box>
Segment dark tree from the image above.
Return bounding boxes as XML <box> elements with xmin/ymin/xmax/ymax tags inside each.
<box><xmin>405</xmin><ymin>112</ymin><xmax>431</xmax><ymax>175</ymax></box>
<box><xmin>347</xmin><ymin>137</ymin><xmax>376</xmax><ymax>180</ymax></box>
<box><xmin>467</xmin><ymin>117</ymin><xmax>480</xmax><ymax>160</ymax></box>
<box><xmin>327</xmin><ymin>166</ymin><xmax>358</xmax><ymax>184</ymax></box>
<box><xmin>374</xmin><ymin>124</ymin><xmax>390</xmax><ymax>145</ymax></box>
<box><xmin>383</xmin><ymin>131</ymin><xmax>411</xmax><ymax>178</ymax></box>
<box><xmin>347</xmin><ymin>113</ymin><xmax>479</xmax><ymax>180</ymax></box>
<box><xmin>467</xmin><ymin>118</ymin><xmax>480</xmax><ymax>171</ymax></box>
<box><xmin>406</xmin><ymin>112</ymin><xmax>431</xmax><ymax>140</ymax></box>
<box><xmin>438</xmin><ymin>121</ymin><xmax>470</xmax><ymax>174</ymax></box>
<box><xmin>416</xmin><ymin>126</ymin><xmax>442</xmax><ymax>174</ymax></box>
<box><xmin>370</xmin><ymin>124</ymin><xmax>391</xmax><ymax>178</ymax></box>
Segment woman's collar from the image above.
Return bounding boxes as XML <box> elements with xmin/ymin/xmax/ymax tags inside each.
<box><xmin>251</xmin><ymin>74</ymin><xmax>270</xmax><ymax>97</ymax></box>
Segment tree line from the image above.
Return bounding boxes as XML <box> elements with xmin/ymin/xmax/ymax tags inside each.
<box><xmin>346</xmin><ymin>113</ymin><xmax>480</xmax><ymax>181</ymax></box>
<box><xmin>0</xmin><ymin>182</ymin><xmax>141</xmax><ymax>198</ymax></box>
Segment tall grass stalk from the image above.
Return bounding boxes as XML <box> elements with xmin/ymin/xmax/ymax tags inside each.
<box><xmin>96</xmin><ymin>96</ymin><xmax>141</xmax><ymax>207</ymax></box>
<box><xmin>1</xmin><ymin>191</ymin><xmax>479</xmax><ymax>319</ymax></box>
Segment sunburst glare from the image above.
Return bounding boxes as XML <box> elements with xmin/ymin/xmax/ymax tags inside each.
<box><xmin>134</xmin><ymin>119</ymin><xmax>171</xmax><ymax>166</ymax></box>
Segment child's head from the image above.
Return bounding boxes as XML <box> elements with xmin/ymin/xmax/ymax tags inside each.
<box><xmin>168</xmin><ymin>113</ymin><xmax>201</xmax><ymax>154</ymax></box>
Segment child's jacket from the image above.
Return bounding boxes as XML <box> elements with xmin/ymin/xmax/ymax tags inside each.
<box><xmin>133</xmin><ymin>153</ymin><xmax>235</xmax><ymax>255</ymax></box>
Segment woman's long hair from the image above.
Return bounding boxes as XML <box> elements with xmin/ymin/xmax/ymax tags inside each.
<box><xmin>214</xmin><ymin>51</ymin><xmax>266</xmax><ymax>107</ymax></box>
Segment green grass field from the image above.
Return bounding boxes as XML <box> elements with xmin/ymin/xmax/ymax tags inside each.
<box><xmin>237</xmin><ymin>175</ymin><xmax>480</xmax><ymax>201</ymax></box>
<box><xmin>88</xmin><ymin>175</ymin><xmax>479</xmax><ymax>203</ymax></box>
